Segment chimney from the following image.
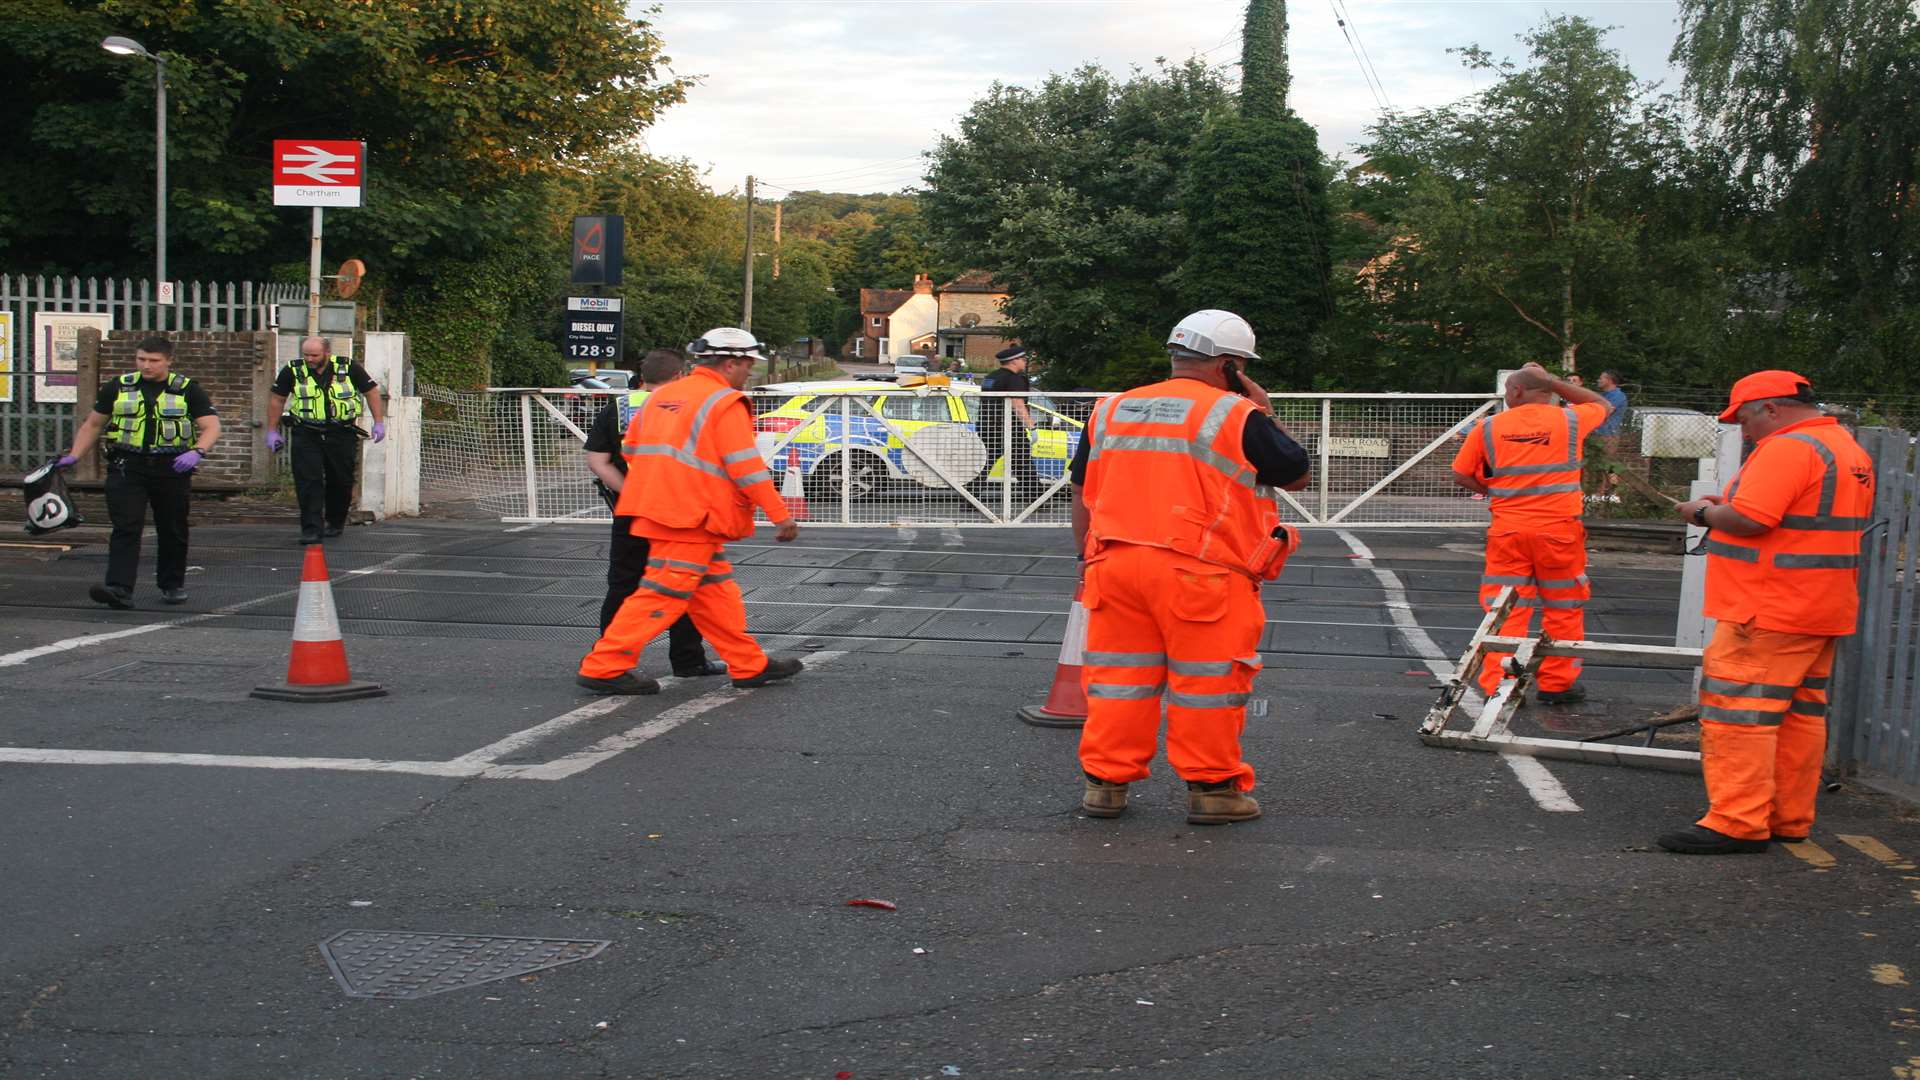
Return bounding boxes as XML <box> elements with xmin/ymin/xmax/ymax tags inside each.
<box><xmin>912</xmin><ymin>273</ymin><xmax>933</xmax><ymax>295</ymax></box>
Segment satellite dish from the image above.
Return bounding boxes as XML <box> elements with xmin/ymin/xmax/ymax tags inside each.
<box><xmin>958</xmin><ymin>313</ymin><xmax>980</xmax><ymax>328</ymax></box>
<box><xmin>335</xmin><ymin>258</ymin><xmax>367</xmax><ymax>299</ymax></box>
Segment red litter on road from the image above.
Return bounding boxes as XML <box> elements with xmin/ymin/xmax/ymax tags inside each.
<box><xmin>845</xmin><ymin>898</ymin><xmax>897</xmax><ymax>911</ymax></box>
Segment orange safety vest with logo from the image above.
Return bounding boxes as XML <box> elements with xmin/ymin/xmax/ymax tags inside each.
<box><xmin>1081</xmin><ymin>378</ymin><xmax>1284</xmax><ymax>579</ymax></box>
<box><xmin>1704</xmin><ymin>417</ymin><xmax>1874</xmax><ymax>637</ymax></box>
<box><xmin>614</xmin><ymin>366</ymin><xmax>785</xmax><ymax>539</ymax></box>
<box><xmin>1478</xmin><ymin>403</ymin><xmax>1587</xmax><ymax>527</ymax></box>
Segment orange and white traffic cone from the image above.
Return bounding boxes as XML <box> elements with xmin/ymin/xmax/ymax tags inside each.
<box><xmin>1018</xmin><ymin>583</ymin><xmax>1089</xmax><ymax>728</ymax></box>
<box><xmin>781</xmin><ymin>446</ymin><xmax>810</xmax><ymax>521</ymax></box>
<box><xmin>251</xmin><ymin>544</ymin><xmax>387</xmax><ymax>703</ymax></box>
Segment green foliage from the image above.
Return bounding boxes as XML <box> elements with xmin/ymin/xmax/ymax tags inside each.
<box><xmin>923</xmin><ymin>60</ymin><xmax>1235</xmax><ymax>388</ymax></box>
<box><xmin>1239</xmin><ymin>0</ymin><xmax>1291</xmax><ymax>120</ymax></box>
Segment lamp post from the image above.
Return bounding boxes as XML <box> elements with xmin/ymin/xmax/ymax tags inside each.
<box><xmin>101</xmin><ymin>35</ymin><xmax>167</xmax><ymax>325</ymax></box>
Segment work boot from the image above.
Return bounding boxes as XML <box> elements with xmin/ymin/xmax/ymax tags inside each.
<box><xmin>1081</xmin><ymin>773</ymin><xmax>1128</xmax><ymax>818</ymax></box>
<box><xmin>673</xmin><ymin>660</ymin><xmax>729</xmax><ymax>678</ymax></box>
<box><xmin>88</xmin><ymin>584</ymin><xmax>134</xmax><ymax>610</ymax></box>
<box><xmin>1536</xmin><ymin>685</ymin><xmax>1587</xmax><ymax>706</ymax></box>
<box><xmin>1656</xmin><ymin>824</ymin><xmax>1768</xmax><ymax>855</ymax></box>
<box><xmin>1770</xmin><ymin>834</ymin><xmax>1808</xmax><ymax>844</ymax></box>
<box><xmin>299</xmin><ymin>529</ymin><xmax>323</xmax><ymax>545</ymax></box>
<box><xmin>733</xmin><ymin>657</ymin><xmax>803</xmax><ymax>688</ymax></box>
<box><xmin>1187</xmin><ymin>780</ymin><xmax>1261</xmax><ymax>825</ymax></box>
<box><xmin>575</xmin><ymin>672</ymin><xmax>660</xmax><ymax>696</ymax></box>
<box><xmin>160</xmin><ymin>588</ymin><xmax>187</xmax><ymax>605</ymax></box>
<box><xmin>323</xmin><ymin>524</ymin><xmax>345</xmax><ymax>538</ymax></box>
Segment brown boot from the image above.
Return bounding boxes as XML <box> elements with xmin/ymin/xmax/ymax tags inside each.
<box><xmin>1081</xmin><ymin>773</ymin><xmax>1128</xmax><ymax>818</ymax></box>
<box><xmin>1187</xmin><ymin>780</ymin><xmax>1260</xmax><ymax>825</ymax></box>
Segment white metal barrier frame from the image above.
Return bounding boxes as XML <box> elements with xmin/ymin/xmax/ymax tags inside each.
<box><xmin>433</xmin><ymin>387</ymin><xmax>1514</xmax><ymax>528</ymax></box>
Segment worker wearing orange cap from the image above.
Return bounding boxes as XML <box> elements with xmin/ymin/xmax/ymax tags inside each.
<box><xmin>1067</xmin><ymin>310</ymin><xmax>1312</xmax><ymax>826</ymax></box>
<box><xmin>1658</xmin><ymin>371</ymin><xmax>1874</xmax><ymax>855</ymax></box>
<box><xmin>1450</xmin><ymin>362</ymin><xmax>1617</xmax><ymax>703</ymax></box>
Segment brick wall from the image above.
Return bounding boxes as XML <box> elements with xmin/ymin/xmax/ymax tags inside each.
<box><xmin>74</xmin><ymin>329</ymin><xmax>277</xmax><ymax>489</ymax></box>
<box><xmin>937</xmin><ymin>291</ymin><xmax>1009</xmax><ymax>329</ymax></box>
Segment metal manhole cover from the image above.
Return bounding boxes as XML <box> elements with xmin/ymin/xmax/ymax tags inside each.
<box><xmin>319</xmin><ymin>930</ymin><xmax>610</xmax><ymax>1000</ymax></box>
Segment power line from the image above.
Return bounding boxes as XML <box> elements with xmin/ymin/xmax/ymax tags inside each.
<box><xmin>1326</xmin><ymin>0</ymin><xmax>1389</xmax><ymax>113</ymax></box>
<box><xmin>1333</xmin><ymin>0</ymin><xmax>1394</xmax><ymax>111</ymax></box>
<box><xmin>762</xmin><ymin>153</ymin><xmax>927</xmax><ymax>187</ymax></box>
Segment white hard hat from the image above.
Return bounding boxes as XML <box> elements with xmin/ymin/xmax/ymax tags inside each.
<box><xmin>689</xmin><ymin>327</ymin><xmax>769</xmax><ymax>361</ymax></box>
<box><xmin>1167</xmin><ymin>309</ymin><xmax>1259</xmax><ymax>362</ymax></box>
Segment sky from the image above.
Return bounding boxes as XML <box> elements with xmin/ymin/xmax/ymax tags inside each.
<box><xmin>635</xmin><ymin>0</ymin><xmax>1688</xmax><ymax>197</ymax></box>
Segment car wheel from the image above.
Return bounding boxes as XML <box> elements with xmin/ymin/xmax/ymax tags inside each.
<box><xmin>805</xmin><ymin>451</ymin><xmax>886</xmax><ymax>500</ymax></box>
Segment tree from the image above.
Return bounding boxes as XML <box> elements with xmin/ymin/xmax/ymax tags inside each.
<box><xmin>1175</xmin><ymin>0</ymin><xmax>1332</xmax><ymax>382</ymax></box>
<box><xmin>1673</xmin><ymin>0</ymin><xmax>1919</xmax><ymax>391</ymax></box>
<box><xmin>922</xmin><ymin>60</ymin><xmax>1234</xmax><ymax>388</ymax></box>
<box><xmin>1348</xmin><ymin>16</ymin><xmax>1734</xmax><ymax>385</ymax></box>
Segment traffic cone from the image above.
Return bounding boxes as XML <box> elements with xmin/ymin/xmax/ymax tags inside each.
<box><xmin>1018</xmin><ymin>584</ymin><xmax>1089</xmax><ymax>728</ymax></box>
<box><xmin>781</xmin><ymin>446</ymin><xmax>810</xmax><ymax>521</ymax></box>
<box><xmin>251</xmin><ymin>544</ymin><xmax>387</xmax><ymax>703</ymax></box>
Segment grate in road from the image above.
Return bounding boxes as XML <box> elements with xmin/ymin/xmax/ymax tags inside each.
<box><xmin>318</xmin><ymin>930</ymin><xmax>609</xmax><ymax>1000</ymax></box>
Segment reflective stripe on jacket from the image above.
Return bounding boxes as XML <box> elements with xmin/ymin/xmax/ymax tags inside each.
<box><xmin>1480</xmin><ymin>403</ymin><xmax>1584</xmax><ymax>523</ymax></box>
<box><xmin>1081</xmin><ymin>378</ymin><xmax>1277</xmax><ymax>578</ymax></box>
<box><xmin>286</xmin><ymin>357</ymin><xmax>363</xmax><ymax>423</ymax></box>
<box><xmin>1705</xmin><ymin>418</ymin><xmax>1874</xmax><ymax>636</ymax></box>
<box><xmin>613</xmin><ymin>366</ymin><xmax>788</xmax><ymax>539</ymax></box>
<box><xmin>104</xmin><ymin>372</ymin><xmax>194</xmax><ymax>452</ymax></box>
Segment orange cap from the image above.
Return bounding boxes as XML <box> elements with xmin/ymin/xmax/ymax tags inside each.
<box><xmin>1719</xmin><ymin>370</ymin><xmax>1813</xmax><ymax>422</ymax></box>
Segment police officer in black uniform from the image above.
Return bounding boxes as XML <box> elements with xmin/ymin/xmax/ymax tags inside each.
<box><xmin>265</xmin><ymin>336</ymin><xmax>386</xmax><ymax>544</ymax></box>
<box><xmin>979</xmin><ymin>344</ymin><xmax>1044</xmax><ymax>494</ymax></box>
<box><xmin>59</xmin><ymin>336</ymin><xmax>221</xmax><ymax>609</ymax></box>
<box><xmin>581</xmin><ymin>348</ymin><xmax>724</xmax><ymax>677</ymax></box>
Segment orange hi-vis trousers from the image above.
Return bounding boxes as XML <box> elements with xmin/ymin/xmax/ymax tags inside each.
<box><xmin>1477</xmin><ymin>523</ymin><xmax>1591</xmax><ymax>694</ymax></box>
<box><xmin>1696</xmin><ymin>620</ymin><xmax>1836</xmax><ymax>841</ymax></box>
<box><xmin>579</xmin><ymin>539</ymin><xmax>769</xmax><ymax>681</ymax></box>
<box><xmin>1077</xmin><ymin>543</ymin><xmax>1264</xmax><ymax>791</ymax></box>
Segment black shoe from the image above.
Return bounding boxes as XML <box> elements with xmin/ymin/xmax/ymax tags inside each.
<box><xmin>672</xmin><ymin>660</ymin><xmax>730</xmax><ymax>678</ymax></box>
<box><xmin>733</xmin><ymin>657</ymin><xmax>803</xmax><ymax>688</ymax></box>
<box><xmin>1536</xmin><ymin>685</ymin><xmax>1587</xmax><ymax>705</ymax></box>
<box><xmin>575</xmin><ymin>672</ymin><xmax>660</xmax><ymax>695</ymax></box>
<box><xmin>160</xmin><ymin>588</ymin><xmax>187</xmax><ymax>605</ymax></box>
<box><xmin>88</xmin><ymin>584</ymin><xmax>134</xmax><ymax>610</ymax></box>
<box><xmin>1657</xmin><ymin>824</ymin><xmax>1769</xmax><ymax>855</ymax></box>
<box><xmin>299</xmin><ymin>530</ymin><xmax>323</xmax><ymax>545</ymax></box>
<box><xmin>1771</xmin><ymin>834</ymin><xmax>1808</xmax><ymax>844</ymax></box>
<box><xmin>323</xmin><ymin>525</ymin><xmax>344</xmax><ymax>538</ymax></box>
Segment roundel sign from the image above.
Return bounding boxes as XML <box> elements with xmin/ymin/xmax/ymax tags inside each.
<box><xmin>28</xmin><ymin>492</ymin><xmax>71</xmax><ymax>530</ymax></box>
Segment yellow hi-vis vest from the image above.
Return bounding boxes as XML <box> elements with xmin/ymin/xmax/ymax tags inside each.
<box><xmin>286</xmin><ymin>357</ymin><xmax>363</xmax><ymax>423</ymax></box>
<box><xmin>104</xmin><ymin>372</ymin><xmax>195</xmax><ymax>452</ymax></box>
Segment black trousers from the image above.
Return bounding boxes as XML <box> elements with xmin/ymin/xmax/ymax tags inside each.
<box><xmin>602</xmin><ymin>516</ymin><xmax>709</xmax><ymax>671</ymax></box>
<box><xmin>290</xmin><ymin>424</ymin><xmax>360</xmax><ymax>533</ymax></box>
<box><xmin>104</xmin><ymin>455</ymin><xmax>191</xmax><ymax>593</ymax></box>
<box><xmin>981</xmin><ymin>421</ymin><xmax>1042</xmax><ymax>486</ymax></box>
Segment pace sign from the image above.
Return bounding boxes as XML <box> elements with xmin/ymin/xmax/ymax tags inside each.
<box><xmin>563</xmin><ymin>297</ymin><xmax>624</xmax><ymax>363</ymax></box>
<box><xmin>571</xmin><ymin>216</ymin><xmax>624</xmax><ymax>285</ymax></box>
<box><xmin>272</xmin><ymin>140</ymin><xmax>367</xmax><ymax>207</ymax></box>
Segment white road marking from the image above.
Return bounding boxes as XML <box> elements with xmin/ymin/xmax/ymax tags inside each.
<box><xmin>445</xmin><ymin>687</ymin><xmax>676</xmax><ymax>766</ymax></box>
<box><xmin>939</xmin><ymin>527</ymin><xmax>963</xmax><ymax>547</ymax></box>
<box><xmin>896</xmin><ymin>528</ymin><xmax>919</xmax><ymax>544</ymax></box>
<box><xmin>0</xmin><ymin>747</ymin><xmax>485</xmax><ymax>776</ymax></box>
<box><xmin>0</xmin><ymin>552</ymin><xmax>420</xmax><ymax>669</ymax></box>
<box><xmin>1334</xmin><ymin>529</ymin><xmax>1582</xmax><ymax>813</ymax></box>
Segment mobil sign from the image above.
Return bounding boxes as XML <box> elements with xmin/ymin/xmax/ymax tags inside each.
<box><xmin>272</xmin><ymin>140</ymin><xmax>367</xmax><ymax>207</ymax></box>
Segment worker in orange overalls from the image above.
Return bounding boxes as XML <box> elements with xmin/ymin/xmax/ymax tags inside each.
<box><xmin>1450</xmin><ymin>363</ymin><xmax>1616</xmax><ymax>703</ymax></box>
<box><xmin>576</xmin><ymin>328</ymin><xmax>803</xmax><ymax>695</ymax></box>
<box><xmin>1066</xmin><ymin>310</ymin><xmax>1311</xmax><ymax>825</ymax></box>
<box><xmin>1658</xmin><ymin>371</ymin><xmax>1874</xmax><ymax>855</ymax></box>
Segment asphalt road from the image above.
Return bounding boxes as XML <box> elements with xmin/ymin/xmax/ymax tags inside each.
<box><xmin>2</xmin><ymin>519</ymin><xmax>1918</xmax><ymax>1079</ymax></box>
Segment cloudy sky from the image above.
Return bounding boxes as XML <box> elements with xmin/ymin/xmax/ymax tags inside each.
<box><xmin>636</xmin><ymin>0</ymin><xmax>1686</xmax><ymax>196</ymax></box>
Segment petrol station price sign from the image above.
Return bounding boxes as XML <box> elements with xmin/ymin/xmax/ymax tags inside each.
<box><xmin>563</xmin><ymin>297</ymin><xmax>624</xmax><ymax>362</ymax></box>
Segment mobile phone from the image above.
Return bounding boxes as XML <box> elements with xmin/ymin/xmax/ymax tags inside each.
<box><xmin>1222</xmin><ymin>359</ymin><xmax>1249</xmax><ymax>396</ymax></box>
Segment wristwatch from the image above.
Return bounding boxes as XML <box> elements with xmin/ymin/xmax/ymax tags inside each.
<box><xmin>1692</xmin><ymin>505</ymin><xmax>1710</xmax><ymax>527</ymax></box>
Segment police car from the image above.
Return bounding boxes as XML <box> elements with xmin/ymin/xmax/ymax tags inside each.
<box><xmin>751</xmin><ymin>378</ymin><xmax>1085</xmax><ymax>498</ymax></box>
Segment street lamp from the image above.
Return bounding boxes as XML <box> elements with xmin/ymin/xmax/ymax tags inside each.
<box><xmin>101</xmin><ymin>35</ymin><xmax>168</xmax><ymax>320</ymax></box>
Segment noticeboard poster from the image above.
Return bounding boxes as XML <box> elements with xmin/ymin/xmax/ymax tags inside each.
<box><xmin>33</xmin><ymin>312</ymin><xmax>111</xmax><ymax>404</ymax></box>
<box><xmin>0</xmin><ymin>312</ymin><xmax>12</xmax><ymax>403</ymax></box>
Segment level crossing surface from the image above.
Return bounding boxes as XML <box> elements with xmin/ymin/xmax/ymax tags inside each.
<box><xmin>1</xmin><ymin>521</ymin><xmax>1917</xmax><ymax>1078</ymax></box>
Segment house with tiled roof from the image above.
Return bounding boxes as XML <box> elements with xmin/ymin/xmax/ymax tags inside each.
<box><xmin>853</xmin><ymin>286</ymin><xmax>913</xmax><ymax>360</ymax></box>
<box><xmin>934</xmin><ymin>270</ymin><xmax>1016</xmax><ymax>368</ymax></box>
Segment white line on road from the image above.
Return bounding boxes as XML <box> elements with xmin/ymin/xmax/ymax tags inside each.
<box><xmin>1334</xmin><ymin>529</ymin><xmax>1582</xmax><ymax>814</ymax></box>
<box><xmin>0</xmin><ymin>747</ymin><xmax>486</xmax><ymax>776</ymax></box>
<box><xmin>0</xmin><ymin>552</ymin><xmax>421</xmax><ymax>670</ymax></box>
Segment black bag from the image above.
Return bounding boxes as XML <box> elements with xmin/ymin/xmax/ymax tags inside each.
<box><xmin>22</xmin><ymin>460</ymin><xmax>81</xmax><ymax>535</ymax></box>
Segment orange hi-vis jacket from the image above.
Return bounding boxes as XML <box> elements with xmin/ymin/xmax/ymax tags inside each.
<box><xmin>615</xmin><ymin>365</ymin><xmax>791</xmax><ymax>541</ymax></box>
<box><xmin>1081</xmin><ymin>378</ymin><xmax>1279</xmax><ymax>579</ymax></box>
<box><xmin>1705</xmin><ymin>416</ymin><xmax>1875</xmax><ymax>637</ymax></box>
<box><xmin>1453</xmin><ymin>401</ymin><xmax>1610</xmax><ymax>530</ymax></box>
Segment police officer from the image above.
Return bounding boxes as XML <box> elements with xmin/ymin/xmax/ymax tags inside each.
<box><xmin>979</xmin><ymin>344</ymin><xmax>1044</xmax><ymax>494</ymax></box>
<box><xmin>265</xmin><ymin>336</ymin><xmax>386</xmax><ymax>544</ymax></box>
<box><xmin>59</xmin><ymin>336</ymin><xmax>221</xmax><ymax>609</ymax></box>
<box><xmin>1067</xmin><ymin>310</ymin><xmax>1311</xmax><ymax>824</ymax></box>
<box><xmin>582</xmin><ymin>348</ymin><xmax>724</xmax><ymax>676</ymax></box>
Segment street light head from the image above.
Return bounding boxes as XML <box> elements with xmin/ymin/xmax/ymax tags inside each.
<box><xmin>101</xmin><ymin>35</ymin><xmax>152</xmax><ymax>58</ymax></box>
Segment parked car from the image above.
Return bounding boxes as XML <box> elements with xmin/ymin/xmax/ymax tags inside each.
<box><xmin>568</xmin><ymin>368</ymin><xmax>632</xmax><ymax>390</ymax></box>
<box><xmin>750</xmin><ymin>379</ymin><xmax>1084</xmax><ymax>498</ymax></box>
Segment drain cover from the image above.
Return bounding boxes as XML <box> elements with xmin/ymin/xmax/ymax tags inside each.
<box><xmin>319</xmin><ymin>930</ymin><xmax>610</xmax><ymax>1000</ymax></box>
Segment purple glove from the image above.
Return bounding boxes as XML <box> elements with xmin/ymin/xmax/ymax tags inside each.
<box><xmin>171</xmin><ymin>450</ymin><xmax>202</xmax><ymax>474</ymax></box>
<box><xmin>265</xmin><ymin>430</ymin><xmax>284</xmax><ymax>452</ymax></box>
<box><xmin>55</xmin><ymin>454</ymin><xmax>78</xmax><ymax>469</ymax></box>
<box><xmin>370</xmin><ymin>420</ymin><xmax>386</xmax><ymax>443</ymax></box>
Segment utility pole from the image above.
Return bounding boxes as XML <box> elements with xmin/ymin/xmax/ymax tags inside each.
<box><xmin>741</xmin><ymin>175</ymin><xmax>755</xmax><ymax>331</ymax></box>
<box><xmin>772</xmin><ymin>201</ymin><xmax>782</xmax><ymax>281</ymax></box>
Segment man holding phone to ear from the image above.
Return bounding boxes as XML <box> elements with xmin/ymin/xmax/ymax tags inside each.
<box><xmin>1065</xmin><ymin>310</ymin><xmax>1312</xmax><ymax>826</ymax></box>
